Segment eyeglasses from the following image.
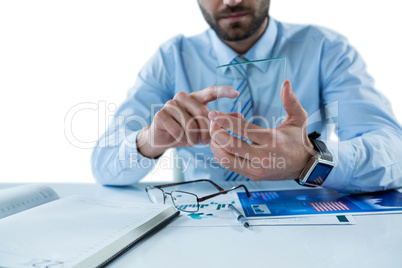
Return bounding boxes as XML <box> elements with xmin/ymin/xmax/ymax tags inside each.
<box><xmin>145</xmin><ymin>179</ymin><xmax>251</xmax><ymax>212</ymax></box>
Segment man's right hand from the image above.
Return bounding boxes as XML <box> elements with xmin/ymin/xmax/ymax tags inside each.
<box><xmin>136</xmin><ymin>86</ymin><xmax>240</xmax><ymax>158</ymax></box>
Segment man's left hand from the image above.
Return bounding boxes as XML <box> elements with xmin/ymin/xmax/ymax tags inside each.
<box><xmin>209</xmin><ymin>80</ymin><xmax>315</xmax><ymax>181</ymax></box>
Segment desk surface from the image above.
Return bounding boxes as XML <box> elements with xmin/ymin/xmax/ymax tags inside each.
<box><xmin>1</xmin><ymin>181</ymin><xmax>402</xmax><ymax>268</ymax></box>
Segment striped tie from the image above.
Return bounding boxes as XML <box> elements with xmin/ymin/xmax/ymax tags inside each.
<box><xmin>224</xmin><ymin>56</ymin><xmax>254</xmax><ymax>181</ymax></box>
<box><xmin>230</xmin><ymin>56</ymin><xmax>254</xmax><ymax>123</ymax></box>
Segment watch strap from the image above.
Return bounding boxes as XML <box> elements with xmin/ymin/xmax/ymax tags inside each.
<box><xmin>308</xmin><ymin>132</ymin><xmax>333</xmax><ymax>162</ymax></box>
<box><xmin>296</xmin><ymin>132</ymin><xmax>334</xmax><ymax>187</ymax></box>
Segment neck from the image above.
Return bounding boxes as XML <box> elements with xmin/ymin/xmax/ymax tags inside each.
<box><xmin>221</xmin><ymin>16</ymin><xmax>269</xmax><ymax>55</ymax></box>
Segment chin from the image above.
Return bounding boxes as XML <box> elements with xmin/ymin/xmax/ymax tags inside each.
<box><xmin>218</xmin><ymin>25</ymin><xmax>249</xmax><ymax>40</ymax></box>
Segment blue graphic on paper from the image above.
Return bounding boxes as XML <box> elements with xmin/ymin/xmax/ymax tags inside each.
<box><xmin>237</xmin><ymin>189</ymin><xmax>402</xmax><ymax>218</ymax></box>
<box><xmin>187</xmin><ymin>213</ymin><xmax>214</xmax><ymax>220</ymax></box>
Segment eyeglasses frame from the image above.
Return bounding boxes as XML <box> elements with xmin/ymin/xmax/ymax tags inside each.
<box><xmin>145</xmin><ymin>179</ymin><xmax>251</xmax><ymax>212</ymax></box>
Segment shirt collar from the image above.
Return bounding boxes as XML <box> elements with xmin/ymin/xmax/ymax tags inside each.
<box><xmin>208</xmin><ymin>17</ymin><xmax>278</xmax><ymax>68</ymax></box>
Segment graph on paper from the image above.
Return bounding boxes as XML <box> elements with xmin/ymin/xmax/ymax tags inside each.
<box><xmin>176</xmin><ymin>200</ymin><xmax>235</xmax><ymax>212</ymax></box>
<box><xmin>168</xmin><ymin>190</ymin><xmax>241</xmax><ymax>225</ymax></box>
<box><xmin>179</xmin><ymin>201</ymin><xmax>235</xmax><ymax>220</ymax></box>
<box><xmin>237</xmin><ymin>188</ymin><xmax>402</xmax><ymax>219</ymax></box>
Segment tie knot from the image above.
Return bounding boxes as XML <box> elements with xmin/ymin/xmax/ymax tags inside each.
<box><xmin>230</xmin><ymin>56</ymin><xmax>248</xmax><ymax>80</ymax></box>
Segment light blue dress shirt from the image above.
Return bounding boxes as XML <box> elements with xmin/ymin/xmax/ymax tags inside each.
<box><xmin>91</xmin><ymin>18</ymin><xmax>402</xmax><ymax>193</ymax></box>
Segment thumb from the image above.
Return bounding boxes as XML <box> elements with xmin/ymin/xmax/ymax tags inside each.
<box><xmin>227</xmin><ymin>112</ymin><xmax>244</xmax><ymax>120</ymax></box>
<box><xmin>281</xmin><ymin>80</ymin><xmax>308</xmax><ymax>125</ymax></box>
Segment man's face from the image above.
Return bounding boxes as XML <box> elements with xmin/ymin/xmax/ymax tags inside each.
<box><xmin>198</xmin><ymin>0</ymin><xmax>270</xmax><ymax>42</ymax></box>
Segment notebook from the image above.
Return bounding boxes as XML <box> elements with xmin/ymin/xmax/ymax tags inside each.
<box><xmin>0</xmin><ymin>184</ymin><xmax>179</xmax><ymax>267</ymax></box>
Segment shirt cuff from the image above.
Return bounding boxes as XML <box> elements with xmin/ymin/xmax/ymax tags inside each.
<box><xmin>93</xmin><ymin>130</ymin><xmax>159</xmax><ymax>185</ymax></box>
<box><xmin>321</xmin><ymin>140</ymin><xmax>356</xmax><ymax>193</ymax></box>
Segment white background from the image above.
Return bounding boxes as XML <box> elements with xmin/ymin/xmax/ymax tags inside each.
<box><xmin>0</xmin><ymin>0</ymin><xmax>401</xmax><ymax>183</ymax></box>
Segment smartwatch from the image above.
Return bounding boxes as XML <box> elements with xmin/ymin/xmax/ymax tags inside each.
<box><xmin>297</xmin><ymin>132</ymin><xmax>334</xmax><ymax>187</ymax></box>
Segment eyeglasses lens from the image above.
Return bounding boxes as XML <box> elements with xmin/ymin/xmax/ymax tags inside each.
<box><xmin>146</xmin><ymin>187</ymin><xmax>165</xmax><ymax>204</ymax></box>
<box><xmin>171</xmin><ymin>191</ymin><xmax>199</xmax><ymax>212</ymax></box>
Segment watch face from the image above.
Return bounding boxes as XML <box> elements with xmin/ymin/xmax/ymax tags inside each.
<box><xmin>306</xmin><ymin>163</ymin><xmax>333</xmax><ymax>186</ymax></box>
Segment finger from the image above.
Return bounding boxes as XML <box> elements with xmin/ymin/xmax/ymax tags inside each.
<box><xmin>209</xmin><ymin>112</ymin><xmax>244</xmax><ymax>146</ymax></box>
<box><xmin>154</xmin><ymin>108</ymin><xmax>187</xmax><ymax>146</ymax></box>
<box><xmin>281</xmin><ymin>80</ymin><xmax>308</xmax><ymax>125</ymax></box>
<box><xmin>164</xmin><ymin>100</ymin><xmax>199</xmax><ymax>145</ymax></box>
<box><xmin>160</xmin><ymin>117</ymin><xmax>186</xmax><ymax>145</ymax></box>
<box><xmin>209</xmin><ymin>120</ymin><xmax>252</xmax><ymax>159</ymax></box>
<box><xmin>191</xmin><ymin>86</ymin><xmax>239</xmax><ymax>104</ymax></box>
<box><xmin>209</xmin><ymin>111</ymin><xmax>269</xmax><ymax>144</ymax></box>
<box><xmin>210</xmin><ymin>139</ymin><xmax>261</xmax><ymax>180</ymax></box>
<box><xmin>190</xmin><ymin>115</ymin><xmax>210</xmax><ymax>145</ymax></box>
<box><xmin>174</xmin><ymin>92</ymin><xmax>210</xmax><ymax>144</ymax></box>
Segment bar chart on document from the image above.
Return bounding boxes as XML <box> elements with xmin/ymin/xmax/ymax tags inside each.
<box><xmin>240</xmin><ymin>191</ymin><xmax>279</xmax><ymax>216</ymax></box>
<box><xmin>237</xmin><ymin>188</ymin><xmax>402</xmax><ymax>219</ymax></box>
<box><xmin>182</xmin><ymin>200</ymin><xmax>236</xmax><ymax>220</ymax></box>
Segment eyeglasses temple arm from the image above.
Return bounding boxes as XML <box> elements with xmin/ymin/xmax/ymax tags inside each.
<box><xmin>197</xmin><ymin>184</ymin><xmax>251</xmax><ymax>202</ymax></box>
<box><xmin>152</xmin><ymin>179</ymin><xmax>224</xmax><ymax>191</ymax></box>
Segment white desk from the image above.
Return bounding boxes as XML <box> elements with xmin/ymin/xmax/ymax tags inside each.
<box><xmin>1</xmin><ymin>181</ymin><xmax>402</xmax><ymax>268</ymax></box>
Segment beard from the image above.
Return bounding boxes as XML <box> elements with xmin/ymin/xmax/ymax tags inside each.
<box><xmin>199</xmin><ymin>1</ymin><xmax>270</xmax><ymax>41</ymax></box>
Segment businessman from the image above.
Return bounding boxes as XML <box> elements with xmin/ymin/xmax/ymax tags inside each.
<box><xmin>92</xmin><ymin>0</ymin><xmax>402</xmax><ymax>193</ymax></box>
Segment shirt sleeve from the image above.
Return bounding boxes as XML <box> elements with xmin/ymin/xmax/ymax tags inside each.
<box><xmin>91</xmin><ymin>45</ymin><xmax>176</xmax><ymax>186</ymax></box>
<box><xmin>319</xmin><ymin>34</ymin><xmax>402</xmax><ymax>193</ymax></box>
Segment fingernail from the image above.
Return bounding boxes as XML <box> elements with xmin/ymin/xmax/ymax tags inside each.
<box><xmin>225</xmin><ymin>86</ymin><xmax>238</xmax><ymax>95</ymax></box>
<box><xmin>286</xmin><ymin>80</ymin><xmax>294</xmax><ymax>94</ymax></box>
<box><xmin>209</xmin><ymin>110</ymin><xmax>218</xmax><ymax>121</ymax></box>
